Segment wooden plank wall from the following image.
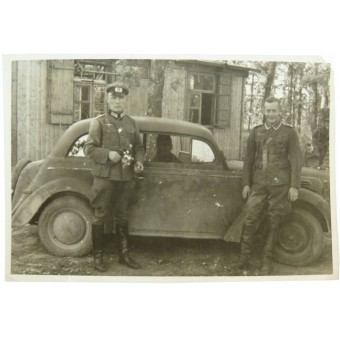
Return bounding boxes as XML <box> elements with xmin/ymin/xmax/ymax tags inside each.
<box><xmin>162</xmin><ymin>67</ymin><xmax>187</xmax><ymax>120</ymax></box>
<box><xmin>209</xmin><ymin>75</ymin><xmax>244</xmax><ymax>160</ymax></box>
<box><xmin>125</xmin><ymin>78</ymin><xmax>149</xmax><ymax>117</ymax></box>
<box><xmin>48</xmin><ymin>60</ymin><xmax>74</xmax><ymax>124</ymax></box>
<box><xmin>13</xmin><ymin>60</ymin><xmax>68</xmax><ymax>164</ymax></box>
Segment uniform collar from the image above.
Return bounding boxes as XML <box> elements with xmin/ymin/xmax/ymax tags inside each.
<box><xmin>109</xmin><ymin>110</ymin><xmax>125</xmax><ymax>119</ymax></box>
<box><xmin>264</xmin><ymin>120</ymin><xmax>282</xmax><ymax>130</ymax></box>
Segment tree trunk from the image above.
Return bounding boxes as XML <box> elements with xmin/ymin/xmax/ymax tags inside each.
<box><xmin>288</xmin><ymin>63</ymin><xmax>293</xmax><ymax>117</ymax></box>
<box><xmin>147</xmin><ymin>60</ymin><xmax>167</xmax><ymax>117</ymax></box>
<box><xmin>248</xmin><ymin>73</ymin><xmax>255</xmax><ymax>131</ymax></box>
<box><xmin>297</xmin><ymin>87</ymin><xmax>303</xmax><ymax>135</ymax></box>
<box><xmin>311</xmin><ymin>64</ymin><xmax>319</xmax><ymax>132</ymax></box>
<box><xmin>263</xmin><ymin>62</ymin><xmax>277</xmax><ymax>102</ymax></box>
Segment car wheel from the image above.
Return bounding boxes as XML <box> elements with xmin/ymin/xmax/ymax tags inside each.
<box><xmin>273</xmin><ymin>206</ymin><xmax>324</xmax><ymax>266</ymax></box>
<box><xmin>38</xmin><ymin>196</ymin><xmax>93</xmax><ymax>257</ymax></box>
<box><xmin>11</xmin><ymin>159</ymin><xmax>31</xmax><ymax>197</ymax></box>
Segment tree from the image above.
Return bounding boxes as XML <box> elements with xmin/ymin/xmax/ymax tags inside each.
<box><xmin>263</xmin><ymin>62</ymin><xmax>277</xmax><ymax>103</ymax></box>
<box><xmin>147</xmin><ymin>60</ymin><xmax>169</xmax><ymax>117</ymax></box>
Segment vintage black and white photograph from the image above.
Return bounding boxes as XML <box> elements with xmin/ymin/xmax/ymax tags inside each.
<box><xmin>8</xmin><ymin>57</ymin><xmax>336</xmax><ymax>279</ymax></box>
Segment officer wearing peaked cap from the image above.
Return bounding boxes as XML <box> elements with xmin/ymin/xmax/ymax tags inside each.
<box><xmin>105</xmin><ymin>81</ymin><xmax>129</xmax><ymax>96</ymax></box>
<box><xmin>84</xmin><ymin>81</ymin><xmax>144</xmax><ymax>271</ymax></box>
<box><xmin>238</xmin><ymin>96</ymin><xmax>302</xmax><ymax>275</ymax></box>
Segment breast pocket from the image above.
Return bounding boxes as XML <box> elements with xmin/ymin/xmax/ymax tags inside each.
<box><xmin>273</xmin><ymin>135</ymin><xmax>286</xmax><ymax>152</ymax></box>
<box><xmin>121</xmin><ymin>126</ymin><xmax>135</xmax><ymax>148</ymax></box>
<box><xmin>104</xmin><ymin>126</ymin><xmax>119</xmax><ymax>146</ymax></box>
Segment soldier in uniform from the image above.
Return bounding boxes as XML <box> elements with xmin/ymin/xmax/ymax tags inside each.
<box><xmin>84</xmin><ymin>81</ymin><xmax>145</xmax><ymax>272</ymax></box>
<box><xmin>239</xmin><ymin>96</ymin><xmax>302</xmax><ymax>275</ymax></box>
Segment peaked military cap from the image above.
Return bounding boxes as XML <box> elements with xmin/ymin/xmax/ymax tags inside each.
<box><xmin>105</xmin><ymin>81</ymin><xmax>129</xmax><ymax>95</ymax></box>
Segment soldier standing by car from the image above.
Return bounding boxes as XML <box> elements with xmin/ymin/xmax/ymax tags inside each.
<box><xmin>84</xmin><ymin>81</ymin><xmax>144</xmax><ymax>272</ymax></box>
<box><xmin>239</xmin><ymin>96</ymin><xmax>302</xmax><ymax>275</ymax></box>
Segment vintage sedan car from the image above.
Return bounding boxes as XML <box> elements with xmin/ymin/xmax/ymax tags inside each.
<box><xmin>12</xmin><ymin>117</ymin><xmax>331</xmax><ymax>267</ymax></box>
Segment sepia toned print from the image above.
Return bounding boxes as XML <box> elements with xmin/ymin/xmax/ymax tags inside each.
<box><xmin>9</xmin><ymin>58</ymin><xmax>336</xmax><ymax>279</ymax></box>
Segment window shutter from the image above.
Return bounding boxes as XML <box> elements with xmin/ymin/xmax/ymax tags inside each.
<box><xmin>215</xmin><ymin>73</ymin><xmax>232</xmax><ymax>126</ymax></box>
<box><xmin>47</xmin><ymin>60</ymin><xmax>74</xmax><ymax>124</ymax></box>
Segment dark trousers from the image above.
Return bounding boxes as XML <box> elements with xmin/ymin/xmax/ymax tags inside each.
<box><xmin>240</xmin><ymin>184</ymin><xmax>291</xmax><ymax>264</ymax></box>
<box><xmin>90</xmin><ymin>177</ymin><xmax>131</xmax><ymax>226</ymax></box>
<box><xmin>244</xmin><ymin>184</ymin><xmax>291</xmax><ymax>225</ymax></box>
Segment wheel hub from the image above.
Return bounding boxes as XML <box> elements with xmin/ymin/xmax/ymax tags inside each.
<box><xmin>50</xmin><ymin>210</ymin><xmax>87</xmax><ymax>245</ymax></box>
<box><xmin>278</xmin><ymin>222</ymin><xmax>309</xmax><ymax>253</ymax></box>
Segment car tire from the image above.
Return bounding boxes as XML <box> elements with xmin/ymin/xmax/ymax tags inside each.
<box><xmin>11</xmin><ymin>159</ymin><xmax>31</xmax><ymax>197</ymax></box>
<box><xmin>38</xmin><ymin>196</ymin><xmax>93</xmax><ymax>257</ymax></box>
<box><xmin>273</xmin><ymin>206</ymin><xmax>324</xmax><ymax>267</ymax></box>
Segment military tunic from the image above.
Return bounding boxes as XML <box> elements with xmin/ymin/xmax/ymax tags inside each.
<box><xmin>85</xmin><ymin>113</ymin><xmax>144</xmax><ymax>181</ymax></box>
<box><xmin>242</xmin><ymin>121</ymin><xmax>302</xmax><ymax>224</ymax></box>
<box><xmin>84</xmin><ymin>112</ymin><xmax>145</xmax><ymax>225</ymax></box>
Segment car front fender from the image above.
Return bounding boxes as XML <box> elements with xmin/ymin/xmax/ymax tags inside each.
<box><xmin>297</xmin><ymin>188</ymin><xmax>331</xmax><ymax>233</ymax></box>
<box><xmin>12</xmin><ymin>177</ymin><xmax>92</xmax><ymax>227</ymax></box>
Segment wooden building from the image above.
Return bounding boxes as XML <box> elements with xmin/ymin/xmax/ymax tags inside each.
<box><xmin>11</xmin><ymin>59</ymin><xmax>252</xmax><ymax>165</ymax></box>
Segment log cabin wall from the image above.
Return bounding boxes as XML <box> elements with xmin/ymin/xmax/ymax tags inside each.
<box><xmin>12</xmin><ymin>60</ymin><xmax>70</xmax><ymax>165</ymax></box>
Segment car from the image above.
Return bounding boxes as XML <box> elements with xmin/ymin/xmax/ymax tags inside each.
<box><xmin>12</xmin><ymin>117</ymin><xmax>331</xmax><ymax>267</ymax></box>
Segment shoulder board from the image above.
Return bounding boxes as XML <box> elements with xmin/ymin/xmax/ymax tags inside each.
<box><xmin>282</xmin><ymin>123</ymin><xmax>293</xmax><ymax>128</ymax></box>
<box><xmin>254</xmin><ymin>124</ymin><xmax>264</xmax><ymax>129</ymax></box>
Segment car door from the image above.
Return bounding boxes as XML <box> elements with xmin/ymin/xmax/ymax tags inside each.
<box><xmin>128</xmin><ymin>133</ymin><xmax>243</xmax><ymax>239</ymax></box>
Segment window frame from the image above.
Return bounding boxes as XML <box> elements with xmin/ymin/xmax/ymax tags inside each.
<box><xmin>188</xmin><ymin>72</ymin><xmax>216</xmax><ymax>127</ymax></box>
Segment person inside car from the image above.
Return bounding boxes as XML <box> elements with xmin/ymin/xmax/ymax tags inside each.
<box><xmin>152</xmin><ymin>134</ymin><xmax>181</xmax><ymax>163</ymax></box>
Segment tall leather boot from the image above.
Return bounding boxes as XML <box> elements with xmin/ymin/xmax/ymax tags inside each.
<box><xmin>237</xmin><ymin>222</ymin><xmax>256</xmax><ymax>272</ymax></box>
<box><xmin>260</xmin><ymin>219</ymin><xmax>279</xmax><ymax>276</ymax></box>
<box><xmin>116</xmin><ymin>222</ymin><xmax>141</xmax><ymax>269</ymax></box>
<box><xmin>92</xmin><ymin>222</ymin><xmax>106</xmax><ymax>272</ymax></box>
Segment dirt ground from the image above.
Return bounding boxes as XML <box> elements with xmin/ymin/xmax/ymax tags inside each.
<box><xmin>10</xmin><ymin>223</ymin><xmax>334</xmax><ymax>278</ymax></box>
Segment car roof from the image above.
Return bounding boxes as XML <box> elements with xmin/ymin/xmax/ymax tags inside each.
<box><xmin>51</xmin><ymin>116</ymin><xmax>220</xmax><ymax>157</ymax></box>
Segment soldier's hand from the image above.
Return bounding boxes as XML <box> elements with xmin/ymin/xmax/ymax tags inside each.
<box><xmin>288</xmin><ymin>187</ymin><xmax>299</xmax><ymax>202</ymax></box>
<box><xmin>242</xmin><ymin>185</ymin><xmax>251</xmax><ymax>200</ymax></box>
<box><xmin>109</xmin><ymin>151</ymin><xmax>121</xmax><ymax>163</ymax></box>
<box><xmin>134</xmin><ymin>161</ymin><xmax>144</xmax><ymax>173</ymax></box>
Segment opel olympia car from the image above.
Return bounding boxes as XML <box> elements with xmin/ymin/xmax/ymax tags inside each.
<box><xmin>12</xmin><ymin>117</ymin><xmax>331</xmax><ymax>267</ymax></box>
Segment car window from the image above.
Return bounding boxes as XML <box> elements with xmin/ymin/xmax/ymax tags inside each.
<box><xmin>144</xmin><ymin>133</ymin><xmax>215</xmax><ymax>164</ymax></box>
<box><xmin>68</xmin><ymin>134</ymin><xmax>88</xmax><ymax>157</ymax></box>
<box><xmin>192</xmin><ymin>139</ymin><xmax>215</xmax><ymax>163</ymax></box>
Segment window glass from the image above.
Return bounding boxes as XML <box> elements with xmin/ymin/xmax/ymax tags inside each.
<box><xmin>191</xmin><ymin>139</ymin><xmax>215</xmax><ymax>163</ymax></box>
<box><xmin>188</xmin><ymin>73</ymin><xmax>215</xmax><ymax>126</ymax></box>
<box><xmin>190</xmin><ymin>94</ymin><xmax>201</xmax><ymax>107</ymax></box>
<box><xmin>68</xmin><ymin>135</ymin><xmax>88</xmax><ymax>157</ymax></box>
<box><xmin>189</xmin><ymin>109</ymin><xmax>199</xmax><ymax>123</ymax></box>
<box><xmin>190</xmin><ymin>74</ymin><xmax>214</xmax><ymax>91</ymax></box>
